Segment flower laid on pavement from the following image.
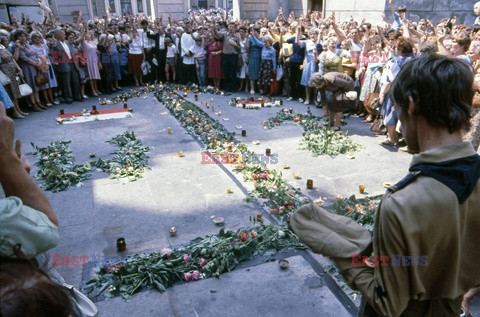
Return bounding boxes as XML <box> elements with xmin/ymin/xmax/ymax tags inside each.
<box><xmin>83</xmin><ymin>224</ymin><xmax>307</xmax><ymax>299</ymax></box>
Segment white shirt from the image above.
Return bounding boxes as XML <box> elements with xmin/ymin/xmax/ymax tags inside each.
<box><xmin>129</xmin><ymin>37</ymin><xmax>143</xmax><ymax>55</ymax></box>
<box><xmin>166</xmin><ymin>45</ymin><xmax>178</xmax><ymax>58</ymax></box>
<box><xmin>158</xmin><ymin>34</ymin><xmax>165</xmax><ymax>50</ymax></box>
<box><xmin>181</xmin><ymin>32</ymin><xmax>195</xmax><ymax>65</ymax></box>
<box><xmin>137</xmin><ymin>29</ymin><xmax>154</xmax><ymax>49</ymax></box>
<box><xmin>60</xmin><ymin>41</ymin><xmax>71</xmax><ymax>59</ymax></box>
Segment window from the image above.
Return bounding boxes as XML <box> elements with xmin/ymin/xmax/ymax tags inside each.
<box><xmin>91</xmin><ymin>0</ymin><xmax>98</xmax><ymax>16</ymax></box>
<box><xmin>198</xmin><ymin>0</ymin><xmax>207</xmax><ymax>8</ymax></box>
<box><xmin>121</xmin><ymin>0</ymin><xmax>132</xmax><ymax>15</ymax></box>
<box><xmin>108</xmin><ymin>0</ymin><xmax>115</xmax><ymax>13</ymax></box>
<box><xmin>137</xmin><ymin>0</ymin><xmax>143</xmax><ymax>13</ymax></box>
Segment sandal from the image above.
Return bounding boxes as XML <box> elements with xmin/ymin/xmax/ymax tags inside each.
<box><xmin>333</xmin><ymin>126</ymin><xmax>341</xmax><ymax>131</ymax></box>
<box><xmin>380</xmin><ymin>139</ymin><xmax>397</xmax><ymax>146</ymax></box>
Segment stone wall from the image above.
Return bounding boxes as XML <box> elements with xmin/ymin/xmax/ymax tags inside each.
<box><xmin>325</xmin><ymin>0</ymin><xmax>476</xmax><ymax>26</ymax></box>
<box><xmin>157</xmin><ymin>0</ymin><xmax>188</xmax><ymax>21</ymax></box>
<box><xmin>235</xmin><ymin>0</ymin><xmax>476</xmax><ymax>26</ymax></box>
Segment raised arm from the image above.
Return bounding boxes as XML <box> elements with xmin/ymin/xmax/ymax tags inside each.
<box><xmin>0</xmin><ymin>103</ymin><xmax>57</xmax><ymax>226</ymax></box>
<box><xmin>331</xmin><ymin>21</ymin><xmax>347</xmax><ymax>42</ymax></box>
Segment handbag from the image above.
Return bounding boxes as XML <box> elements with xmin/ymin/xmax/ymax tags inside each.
<box><xmin>18</xmin><ymin>76</ymin><xmax>33</xmax><ymax>97</ymax></box>
<box><xmin>364</xmin><ymin>92</ymin><xmax>380</xmax><ymax>116</ymax></box>
<box><xmin>327</xmin><ymin>92</ymin><xmax>356</xmax><ymax>113</ymax></box>
<box><xmin>35</xmin><ymin>71</ymin><xmax>48</xmax><ymax>86</ymax></box>
<box><xmin>237</xmin><ymin>53</ymin><xmax>243</xmax><ymax>68</ymax></box>
<box><xmin>141</xmin><ymin>61</ymin><xmax>151</xmax><ymax>75</ymax></box>
<box><xmin>270</xmin><ymin>77</ymin><xmax>279</xmax><ymax>96</ymax></box>
<box><xmin>0</xmin><ymin>70</ymin><xmax>11</xmax><ymax>86</ymax></box>
<box><xmin>276</xmin><ymin>64</ymin><xmax>284</xmax><ymax>81</ymax></box>
<box><xmin>62</xmin><ymin>282</ymin><xmax>99</xmax><ymax>317</ymax></box>
<box><xmin>370</xmin><ymin>117</ymin><xmax>387</xmax><ymax>135</ymax></box>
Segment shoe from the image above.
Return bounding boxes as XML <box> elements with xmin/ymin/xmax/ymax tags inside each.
<box><xmin>83</xmin><ymin>95</ymin><xmax>88</xmax><ymax>99</ymax></box>
<box><xmin>53</xmin><ymin>100</ymin><xmax>60</xmax><ymax>105</ymax></box>
<box><xmin>46</xmin><ymin>103</ymin><xmax>53</xmax><ymax>107</ymax></box>
<box><xmin>380</xmin><ymin>139</ymin><xmax>397</xmax><ymax>146</ymax></box>
<box><xmin>13</xmin><ymin>114</ymin><xmax>25</xmax><ymax>119</ymax></box>
<box><xmin>304</xmin><ymin>100</ymin><xmax>310</xmax><ymax>105</ymax></box>
<box><xmin>287</xmin><ymin>97</ymin><xmax>293</xmax><ymax>101</ymax></box>
<box><xmin>333</xmin><ymin>126</ymin><xmax>341</xmax><ymax>131</ymax></box>
<box><xmin>298</xmin><ymin>98</ymin><xmax>304</xmax><ymax>103</ymax></box>
<box><xmin>250</xmin><ymin>90</ymin><xmax>255</xmax><ymax>95</ymax></box>
<box><xmin>21</xmin><ymin>112</ymin><xmax>29</xmax><ymax>116</ymax></box>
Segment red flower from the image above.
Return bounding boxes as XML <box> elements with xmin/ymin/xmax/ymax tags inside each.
<box><xmin>238</xmin><ymin>232</ymin><xmax>249</xmax><ymax>242</ymax></box>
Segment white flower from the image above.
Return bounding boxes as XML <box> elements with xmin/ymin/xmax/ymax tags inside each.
<box><xmin>277</xmin><ymin>230</ymin><xmax>286</xmax><ymax>238</ymax></box>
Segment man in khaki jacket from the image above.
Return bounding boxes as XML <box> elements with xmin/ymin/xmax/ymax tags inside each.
<box><xmin>291</xmin><ymin>56</ymin><xmax>480</xmax><ymax>316</ymax></box>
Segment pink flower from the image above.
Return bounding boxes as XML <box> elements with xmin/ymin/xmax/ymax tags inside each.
<box><xmin>199</xmin><ymin>258</ymin><xmax>207</xmax><ymax>268</ymax></box>
<box><xmin>279</xmin><ymin>206</ymin><xmax>285</xmax><ymax>215</ymax></box>
<box><xmin>160</xmin><ymin>248</ymin><xmax>172</xmax><ymax>256</ymax></box>
<box><xmin>259</xmin><ymin>173</ymin><xmax>267</xmax><ymax>179</ymax></box>
<box><xmin>184</xmin><ymin>272</ymin><xmax>192</xmax><ymax>282</ymax></box>
<box><xmin>192</xmin><ymin>270</ymin><xmax>200</xmax><ymax>280</ymax></box>
<box><xmin>183</xmin><ymin>253</ymin><xmax>190</xmax><ymax>263</ymax></box>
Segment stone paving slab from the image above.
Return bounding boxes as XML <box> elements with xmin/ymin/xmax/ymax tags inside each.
<box><xmin>95</xmin><ymin>254</ymin><xmax>352</xmax><ymax>317</ymax></box>
<box><xmin>6</xmin><ymin>88</ymin><xmax>479</xmax><ymax>316</ymax></box>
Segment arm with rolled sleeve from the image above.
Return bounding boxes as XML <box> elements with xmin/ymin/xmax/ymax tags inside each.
<box><xmin>333</xmin><ymin>199</ymin><xmax>411</xmax><ymax>317</ymax></box>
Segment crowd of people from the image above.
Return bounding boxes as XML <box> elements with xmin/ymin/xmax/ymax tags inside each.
<box><xmin>1</xmin><ymin>3</ymin><xmax>480</xmax><ymax>317</ymax></box>
<box><xmin>0</xmin><ymin>1</ymin><xmax>479</xmax><ymax>150</ymax></box>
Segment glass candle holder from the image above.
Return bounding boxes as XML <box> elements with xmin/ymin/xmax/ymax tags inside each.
<box><xmin>265</xmin><ymin>148</ymin><xmax>271</xmax><ymax>156</ymax></box>
<box><xmin>60</xmin><ymin>109</ymin><xmax>64</xmax><ymax>115</ymax></box>
<box><xmin>241</xmin><ymin>130</ymin><xmax>246</xmax><ymax>137</ymax></box>
<box><xmin>306</xmin><ymin>179</ymin><xmax>313</xmax><ymax>189</ymax></box>
<box><xmin>92</xmin><ymin>105</ymin><xmax>97</xmax><ymax>111</ymax></box>
<box><xmin>359</xmin><ymin>185</ymin><xmax>366</xmax><ymax>194</ymax></box>
<box><xmin>194</xmin><ymin>94</ymin><xmax>198</xmax><ymax>101</ymax></box>
<box><xmin>256</xmin><ymin>212</ymin><xmax>263</xmax><ymax>222</ymax></box>
<box><xmin>169</xmin><ymin>226</ymin><xmax>177</xmax><ymax>236</ymax></box>
<box><xmin>116</xmin><ymin>238</ymin><xmax>126</xmax><ymax>252</ymax></box>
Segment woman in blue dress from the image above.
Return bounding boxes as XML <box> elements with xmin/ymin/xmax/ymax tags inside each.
<box><xmin>111</xmin><ymin>37</ymin><xmax>122</xmax><ymax>91</ymax></box>
<box><xmin>0</xmin><ymin>84</ymin><xmax>16</xmax><ymax>117</ymax></box>
<box><xmin>379</xmin><ymin>37</ymin><xmax>415</xmax><ymax>146</ymax></box>
<box><xmin>248</xmin><ymin>27</ymin><xmax>263</xmax><ymax>94</ymax></box>
<box><xmin>300</xmin><ymin>28</ymin><xmax>322</xmax><ymax>105</ymax></box>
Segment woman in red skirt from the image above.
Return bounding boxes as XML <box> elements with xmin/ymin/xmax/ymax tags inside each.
<box><xmin>128</xmin><ymin>30</ymin><xmax>144</xmax><ymax>86</ymax></box>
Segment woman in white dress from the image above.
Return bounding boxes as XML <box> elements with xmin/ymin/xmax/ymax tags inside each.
<box><xmin>237</xmin><ymin>26</ymin><xmax>250</xmax><ymax>92</ymax></box>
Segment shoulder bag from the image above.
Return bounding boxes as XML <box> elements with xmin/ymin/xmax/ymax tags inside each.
<box><xmin>18</xmin><ymin>76</ymin><xmax>33</xmax><ymax>97</ymax></box>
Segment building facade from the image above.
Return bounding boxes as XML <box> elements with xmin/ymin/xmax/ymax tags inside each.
<box><xmin>0</xmin><ymin>0</ymin><xmax>476</xmax><ymax>25</ymax></box>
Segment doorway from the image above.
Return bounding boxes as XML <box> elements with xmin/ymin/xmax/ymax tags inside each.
<box><xmin>309</xmin><ymin>0</ymin><xmax>323</xmax><ymax>12</ymax></box>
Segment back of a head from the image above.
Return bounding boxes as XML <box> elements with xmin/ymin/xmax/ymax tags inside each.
<box><xmin>0</xmin><ymin>257</ymin><xmax>72</xmax><ymax>317</ymax></box>
<box><xmin>390</xmin><ymin>55</ymin><xmax>473</xmax><ymax>133</ymax></box>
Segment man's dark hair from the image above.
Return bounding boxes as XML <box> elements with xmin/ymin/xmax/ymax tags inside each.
<box><xmin>12</xmin><ymin>29</ymin><xmax>27</xmax><ymax>41</ymax></box>
<box><xmin>390</xmin><ymin>55</ymin><xmax>473</xmax><ymax>133</ymax></box>
<box><xmin>140</xmin><ymin>19</ymin><xmax>148</xmax><ymax>25</ymax></box>
<box><xmin>0</xmin><ymin>256</ymin><xmax>73</xmax><ymax>317</ymax></box>
<box><xmin>398</xmin><ymin>5</ymin><xmax>407</xmax><ymax>12</ymax></box>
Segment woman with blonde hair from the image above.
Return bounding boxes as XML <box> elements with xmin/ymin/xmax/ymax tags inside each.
<box><xmin>299</xmin><ymin>27</ymin><xmax>322</xmax><ymax>105</ymax></box>
<box><xmin>251</xmin><ymin>34</ymin><xmax>277</xmax><ymax>95</ymax></box>
<box><xmin>82</xmin><ymin>30</ymin><xmax>101</xmax><ymax>96</ymax></box>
